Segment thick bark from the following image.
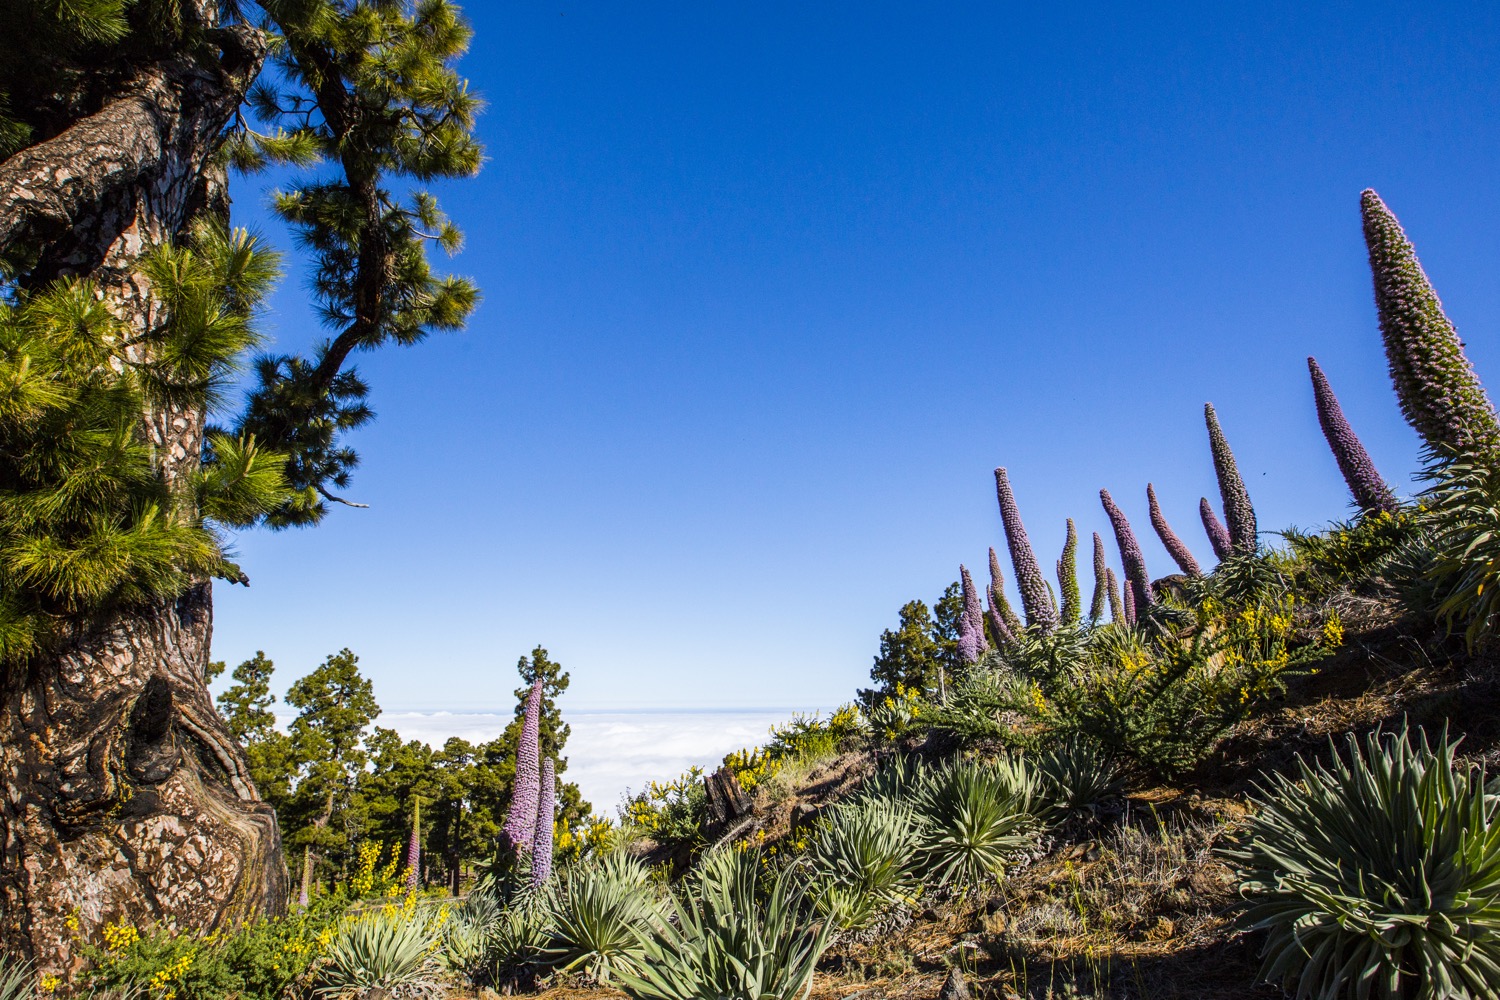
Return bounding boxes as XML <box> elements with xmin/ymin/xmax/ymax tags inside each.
<box><xmin>0</xmin><ymin>15</ymin><xmax>286</xmax><ymax>974</ymax></box>
<box><xmin>0</xmin><ymin>588</ymin><xmax>287</xmax><ymax>973</ymax></box>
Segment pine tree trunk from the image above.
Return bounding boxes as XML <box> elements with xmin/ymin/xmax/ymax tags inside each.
<box><xmin>0</xmin><ymin>12</ymin><xmax>285</xmax><ymax>973</ymax></box>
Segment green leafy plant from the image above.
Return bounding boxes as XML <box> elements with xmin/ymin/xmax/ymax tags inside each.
<box><xmin>544</xmin><ymin>853</ymin><xmax>659</xmax><ymax>984</ymax></box>
<box><xmin>864</xmin><ymin>683</ymin><xmax>928</xmax><ymax>743</ymax></box>
<box><xmin>1224</xmin><ymin>725</ymin><xmax>1500</xmax><ymax>1000</ymax></box>
<box><xmin>440</xmin><ymin>893</ymin><xmax>497</xmax><ymax>979</ymax></box>
<box><xmin>0</xmin><ymin>957</ymin><xmax>31</xmax><ymax>1000</ymax></box>
<box><xmin>1420</xmin><ymin>450</ymin><xmax>1500</xmax><ymax>649</ymax></box>
<box><xmin>807</xmin><ymin>796</ymin><xmax>921</xmax><ymax>929</ymax></box>
<box><xmin>316</xmin><ymin>902</ymin><xmax>444</xmax><ymax>999</ymax></box>
<box><xmin>912</xmin><ymin>758</ymin><xmax>1042</xmax><ymax>889</ymax></box>
<box><xmin>1282</xmin><ymin>507</ymin><xmax>1424</xmax><ymax>599</ymax></box>
<box><xmin>1034</xmin><ymin>735</ymin><xmax>1124</xmax><ymax>822</ymax></box>
<box><xmin>618</xmin><ymin>849</ymin><xmax>835</xmax><ymax>1000</ymax></box>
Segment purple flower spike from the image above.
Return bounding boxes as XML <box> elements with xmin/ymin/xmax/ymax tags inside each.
<box><xmin>988</xmin><ymin>546</ymin><xmax>1024</xmax><ymax>636</ymax></box>
<box><xmin>1200</xmin><ymin>498</ymin><xmax>1232</xmax><ymax>561</ymax></box>
<box><xmin>994</xmin><ymin>468</ymin><xmax>1058</xmax><ymax>632</ymax></box>
<box><xmin>1308</xmin><ymin>357</ymin><xmax>1400</xmax><ymax>513</ymax></box>
<box><xmin>405</xmin><ymin>797</ymin><xmax>421</xmax><ymax>893</ymax></box>
<box><xmin>1089</xmin><ymin>533</ymin><xmax>1108</xmax><ymax>623</ymax></box>
<box><xmin>503</xmin><ymin>676</ymin><xmax>544</xmax><ymax>853</ymax></box>
<box><xmin>298</xmin><ymin>846</ymin><xmax>312</xmax><ymax>908</ymax></box>
<box><xmin>1147</xmin><ymin>484</ymin><xmax>1201</xmax><ymax>576</ymax></box>
<box><xmin>1057</xmin><ymin>519</ymin><xmax>1082</xmax><ymax>626</ymax></box>
<box><xmin>985</xmin><ymin>588</ymin><xmax>1016</xmax><ymax>649</ymax></box>
<box><xmin>531</xmin><ymin>758</ymin><xmax>556</xmax><ymax>889</ymax></box>
<box><xmin>1105</xmin><ymin>568</ymin><xmax>1124</xmax><ymax>623</ymax></box>
<box><xmin>958</xmin><ymin>564</ymin><xmax>989</xmax><ymax>664</ymax></box>
<box><xmin>1100</xmin><ymin>489</ymin><xmax>1154</xmax><ymax>616</ymax></box>
<box><xmin>1205</xmin><ymin>404</ymin><xmax>1257</xmax><ymax>554</ymax></box>
<box><xmin>1362</xmin><ymin>189</ymin><xmax>1500</xmax><ymax>454</ymax></box>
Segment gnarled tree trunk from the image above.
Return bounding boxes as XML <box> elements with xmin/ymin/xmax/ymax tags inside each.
<box><xmin>0</xmin><ymin>12</ymin><xmax>286</xmax><ymax>974</ymax></box>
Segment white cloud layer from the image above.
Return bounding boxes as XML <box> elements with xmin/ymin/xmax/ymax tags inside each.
<box><xmin>373</xmin><ymin>708</ymin><xmax>823</xmax><ymax>814</ymax></box>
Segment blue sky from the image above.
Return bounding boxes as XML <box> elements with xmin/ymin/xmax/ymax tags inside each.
<box><xmin>215</xmin><ymin>2</ymin><xmax>1500</xmax><ymax>713</ymax></box>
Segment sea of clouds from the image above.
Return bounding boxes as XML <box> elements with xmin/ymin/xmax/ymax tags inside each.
<box><xmin>373</xmin><ymin>708</ymin><xmax>824</xmax><ymax>815</ymax></box>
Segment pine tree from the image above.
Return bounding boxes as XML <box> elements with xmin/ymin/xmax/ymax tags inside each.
<box><xmin>1361</xmin><ymin>189</ymin><xmax>1500</xmax><ymax>455</ymax></box>
<box><xmin>1147</xmin><ymin>484</ymin><xmax>1202</xmax><ymax>576</ymax></box>
<box><xmin>993</xmin><ymin>467</ymin><xmax>1058</xmax><ymax>632</ymax></box>
<box><xmin>216</xmin><ymin>651</ymin><xmax>296</xmax><ymax>812</ymax></box>
<box><xmin>1307</xmin><ymin>357</ymin><xmax>1400</xmax><ymax>513</ymax></box>
<box><xmin>1205</xmin><ymin>403</ymin><xmax>1258</xmax><ymax>554</ymax></box>
<box><xmin>282</xmin><ymin>649</ymin><xmax>380</xmax><ymax>880</ymax></box>
<box><xmin>0</xmin><ymin>0</ymin><xmax>482</xmax><ymax>964</ymax></box>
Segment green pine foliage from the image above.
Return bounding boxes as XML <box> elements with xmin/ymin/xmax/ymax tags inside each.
<box><xmin>0</xmin><ymin>226</ymin><xmax>297</xmax><ymax>662</ymax></box>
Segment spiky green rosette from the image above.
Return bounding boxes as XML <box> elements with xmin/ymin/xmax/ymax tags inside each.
<box><xmin>1089</xmin><ymin>532</ymin><xmax>1108</xmax><ymax>623</ymax></box>
<box><xmin>1362</xmin><ymin>189</ymin><xmax>1500</xmax><ymax>455</ymax></box>
<box><xmin>1205</xmin><ymin>403</ymin><xmax>1257</xmax><ymax>554</ymax></box>
<box><xmin>1225</xmin><ymin>726</ymin><xmax>1500</xmax><ymax>999</ymax></box>
<box><xmin>1100</xmin><ymin>489</ymin><xmax>1153</xmax><ymax>617</ymax></box>
<box><xmin>1105</xmin><ymin>568</ymin><xmax>1123</xmax><ymax>623</ymax></box>
<box><xmin>1147</xmin><ymin>484</ymin><xmax>1201</xmax><ymax>576</ymax></box>
<box><xmin>994</xmin><ymin>468</ymin><xmax>1058</xmax><ymax>632</ymax></box>
<box><xmin>1056</xmin><ymin>519</ymin><xmax>1082</xmax><ymax>625</ymax></box>
<box><xmin>1199</xmin><ymin>497</ymin><xmax>1232</xmax><ymax>561</ymax></box>
<box><xmin>503</xmin><ymin>677</ymin><xmax>544</xmax><ymax>853</ymax></box>
<box><xmin>531</xmin><ymin>758</ymin><xmax>556</xmax><ymax>889</ymax></box>
<box><xmin>988</xmin><ymin>546</ymin><xmax>1024</xmax><ymax>637</ymax></box>
<box><xmin>957</xmin><ymin>564</ymin><xmax>989</xmax><ymax>664</ymax></box>
<box><xmin>1308</xmin><ymin>356</ymin><xmax>1400</xmax><ymax>513</ymax></box>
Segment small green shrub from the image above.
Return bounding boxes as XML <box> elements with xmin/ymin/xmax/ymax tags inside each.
<box><xmin>1224</xmin><ymin>726</ymin><xmax>1500</xmax><ymax>999</ymax></box>
<box><xmin>484</xmin><ymin>893</ymin><xmax>553</xmax><ymax>978</ymax></box>
<box><xmin>925</xmin><ymin>667</ymin><xmax>1032</xmax><ymax>746</ymax></box>
<box><xmin>623</xmin><ymin>766</ymin><xmax>708</xmax><ymax>844</ymax></box>
<box><xmin>1034</xmin><ymin>735</ymin><xmax>1123</xmax><ymax>821</ymax></box>
<box><xmin>618</xmin><ymin>849</ymin><xmax>835</xmax><ymax>1000</ymax></box>
<box><xmin>544</xmin><ymin>854</ymin><xmax>659</xmax><ymax>984</ymax></box>
<box><xmin>440</xmin><ymin>893</ymin><xmax>497</xmax><ymax>979</ymax></box>
<box><xmin>807</xmin><ymin>795</ymin><xmax>921</xmax><ymax>929</ymax></box>
<box><xmin>317</xmin><ymin>902</ymin><xmax>443</xmax><ymax>999</ymax></box>
<box><xmin>1283</xmin><ymin>507</ymin><xmax>1423</xmax><ymax>598</ymax></box>
<box><xmin>1421</xmin><ymin>451</ymin><xmax>1500</xmax><ymax>649</ymax></box>
<box><xmin>912</xmin><ymin>758</ymin><xmax>1042</xmax><ymax>889</ymax></box>
<box><xmin>81</xmin><ymin>899</ymin><xmax>345</xmax><ymax>1000</ymax></box>
<box><xmin>863</xmin><ymin>683</ymin><xmax>928</xmax><ymax>743</ymax></box>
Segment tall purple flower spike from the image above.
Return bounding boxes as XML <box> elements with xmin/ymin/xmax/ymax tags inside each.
<box><xmin>1362</xmin><ymin>189</ymin><xmax>1500</xmax><ymax>455</ymax></box>
<box><xmin>1122</xmin><ymin>577</ymin><xmax>1136</xmax><ymax>626</ymax></box>
<box><xmin>405</xmin><ymin>797</ymin><xmax>421</xmax><ymax>893</ymax></box>
<box><xmin>503</xmin><ymin>676</ymin><xmax>544</xmax><ymax>853</ymax></box>
<box><xmin>957</xmin><ymin>564</ymin><xmax>989</xmax><ymax>664</ymax></box>
<box><xmin>1057</xmin><ymin>519</ymin><xmax>1082</xmax><ymax>626</ymax></box>
<box><xmin>1100</xmin><ymin>489</ymin><xmax>1154</xmax><ymax>616</ymax></box>
<box><xmin>1105</xmin><ymin>568</ymin><xmax>1123</xmax><ymax>623</ymax></box>
<box><xmin>531</xmin><ymin>758</ymin><xmax>556</xmax><ymax>889</ymax></box>
<box><xmin>985</xmin><ymin>588</ymin><xmax>1016</xmax><ymax>648</ymax></box>
<box><xmin>1200</xmin><ymin>497</ymin><xmax>1232</xmax><ymax>561</ymax></box>
<box><xmin>988</xmin><ymin>547</ymin><xmax>1024</xmax><ymax>637</ymax></box>
<box><xmin>994</xmin><ymin>468</ymin><xmax>1058</xmax><ymax>632</ymax></box>
<box><xmin>1089</xmin><ymin>532</ymin><xmax>1108</xmax><ymax>623</ymax></box>
<box><xmin>1308</xmin><ymin>357</ymin><xmax>1400</xmax><ymax>513</ymax></box>
<box><xmin>1205</xmin><ymin>403</ymin><xmax>1257</xmax><ymax>554</ymax></box>
<box><xmin>1147</xmin><ymin>484</ymin><xmax>1201</xmax><ymax>576</ymax></box>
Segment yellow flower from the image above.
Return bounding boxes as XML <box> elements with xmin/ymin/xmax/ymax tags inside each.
<box><xmin>39</xmin><ymin>974</ymin><xmax>61</xmax><ymax>994</ymax></box>
<box><xmin>1322</xmin><ymin>610</ymin><xmax>1344</xmax><ymax>648</ymax></box>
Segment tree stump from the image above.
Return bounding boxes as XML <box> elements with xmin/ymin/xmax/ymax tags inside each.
<box><xmin>702</xmin><ymin>767</ymin><xmax>753</xmax><ymax>830</ymax></box>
